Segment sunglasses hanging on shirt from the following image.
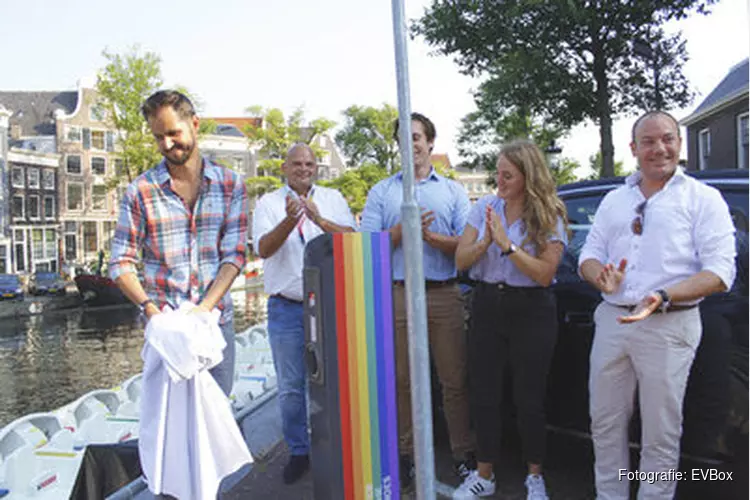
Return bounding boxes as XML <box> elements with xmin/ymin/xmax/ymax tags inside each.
<box><xmin>631</xmin><ymin>201</ymin><xmax>647</xmax><ymax>236</ymax></box>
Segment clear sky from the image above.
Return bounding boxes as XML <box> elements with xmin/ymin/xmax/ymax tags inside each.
<box><xmin>1</xmin><ymin>0</ymin><xmax>747</xmax><ymax>176</ymax></box>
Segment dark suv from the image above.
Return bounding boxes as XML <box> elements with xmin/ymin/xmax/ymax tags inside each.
<box><xmin>547</xmin><ymin>169</ymin><xmax>748</xmax><ymax>463</ymax></box>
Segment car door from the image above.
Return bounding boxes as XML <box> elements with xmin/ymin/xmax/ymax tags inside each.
<box><xmin>546</xmin><ymin>187</ymin><xmax>611</xmax><ymax>433</ymax></box>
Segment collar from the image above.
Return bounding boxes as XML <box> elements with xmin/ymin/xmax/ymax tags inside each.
<box><xmin>395</xmin><ymin>166</ymin><xmax>440</xmax><ymax>182</ymax></box>
<box><xmin>284</xmin><ymin>184</ymin><xmax>316</xmax><ymax>199</ymax></box>
<box><xmin>625</xmin><ymin>165</ymin><xmax>687</xmax><ymax>189</ymax></box>
<box><xmin>155</xmin><ymin>156</ymin><xmax>219</xmax><ymax>187</ymax></box>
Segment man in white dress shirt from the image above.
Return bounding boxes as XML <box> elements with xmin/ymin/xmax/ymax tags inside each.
<box><xmin>252</xmin><ymin>143</ymin><xmax>356</xmax><ymax>485</ymax></box>
<box><xmin>579</xmin><ymin>110</ymin><xmax>736</xmax><ymax>500</ymax></box>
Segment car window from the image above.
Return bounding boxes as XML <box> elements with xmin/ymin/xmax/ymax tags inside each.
<box><xmin>712</xmin><ymin>185</ymin><xmax>749</xmax><ymax>297</ymax></box>
<box><xmin>556</xmin><ymin>191</ymin><xmax>609</xmax><ymax>284</ymax></box>
<box><xmin>0</xmin><ymin>275</ymin><xmax>20</xmax><ymax>285</ymax></box>
<box><xmin>564</xmin><ymin>193</ymin><xmax>607</xmax><ymax>227</ymax></box>
<box><xmin>715</xmin><ymin>187</ymin><xmax>749</xmax><ymax>234</ymax></box>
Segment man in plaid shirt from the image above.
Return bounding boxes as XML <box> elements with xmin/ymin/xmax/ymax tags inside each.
<box><xmin>109</xmin><ymin>90</ymin><xmax>248</xmax><ymax>395</ymax></box>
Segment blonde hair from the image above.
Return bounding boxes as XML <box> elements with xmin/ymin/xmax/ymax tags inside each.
<box><xmin>499</xmin><ymin>139</ymin><xmax>569</xmax><ymax>253</ymax></box>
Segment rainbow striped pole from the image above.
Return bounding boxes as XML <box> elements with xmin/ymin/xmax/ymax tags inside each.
<box><xmin>332</xmin><ymin>232</ymin><xmax>400</xmax><ymax>499</ymax></box>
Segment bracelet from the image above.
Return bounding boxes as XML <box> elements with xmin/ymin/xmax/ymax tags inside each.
<box><xmin>138</xmin><ymin>299</ymin><xmax>154</xmax><ymax>313</ymax></box>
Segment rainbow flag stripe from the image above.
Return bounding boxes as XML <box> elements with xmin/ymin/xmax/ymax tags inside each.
<box><xmin>333</xmin><ymin>232</ymin><xmax>399</xmax><ymax>500</ymax></box>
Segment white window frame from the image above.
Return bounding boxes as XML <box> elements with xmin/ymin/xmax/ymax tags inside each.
<box><xmin>11</xmin><ymin>166</ymin><xmax>24</xmax><ymax>188</ymax></box>
<box><xmin>27</xmin><ymin>168</ymin><xmax>40</xmax><ymax>189</ymax></box>
<box><xmin>90</xmin><ymin>129</ymin><xmax>106</xmax><ymax>151</ymax></box>
<box><xmin>42</xmin><ymin>169</ymin><xmax>55</xmax><ymax>190</ymax></box>
<box><xmin>66</xmin><ymin>155</ymin><xmax>82</xmax><ymax>175</ymax></box>
<box><xmin>44</xmin><ymin>228</ymin><xmax>57</xmax><ymax>262</ymax></box>
<box><xmin>91</xmin><ymin>184</ymin><xmax>107</xmax><ymax>211</ymax></box>
<box><xmin>698</xmin><ymin>128</ymin><xmax>711</xmax><ymax>171</ymax></box>
<box><xmin>66</xmin><ymin>125</ymin><xmax>82</xmax><ymax>143</ymax></box>
<box><xmin>737</xmin><ymin>112</ymin><xmax>749</xmax><ymax>170</ymax></box>
<box><xmin>44</xmin><ymin>195</ymin><xmax>55</xmax><ymax>219</ymax></box>
<box><xmin>91</xmin><ymin>156</ymin><xmax>107</xmax><ymax>176</ymax></box>
<box><xmin>27</xmin><ymin>195</ymin><xmax>40</xmax><ymax>220</ymax></box>
<box><xmin>12</xmin><ymin>195</ymin><xmax>25</xmax><ymax>219</ymax></box>
<box><xmin>67</xmin><ymin>182</ymin><xmax>84</xmax><ymax>212</ymax></box>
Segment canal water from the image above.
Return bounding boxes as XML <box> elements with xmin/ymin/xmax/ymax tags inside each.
<box><xmin>0</xmin><ymin>287</ymin><xmax>268</xmax><ymax>428</ymax></box>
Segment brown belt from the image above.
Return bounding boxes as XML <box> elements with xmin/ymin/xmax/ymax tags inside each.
<box><xmin>613</xmin><ymin>303</ymin><xmax>698</xmax><ymax>313</ymax></box>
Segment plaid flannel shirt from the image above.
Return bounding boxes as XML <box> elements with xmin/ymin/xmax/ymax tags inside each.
<box><xmin>109</xmin><ymin>158</ymin><xmax>248</xmax><ymax>323</ymax></box>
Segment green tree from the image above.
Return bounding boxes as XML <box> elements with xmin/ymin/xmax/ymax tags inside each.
<box><xmin>413</xmin><ymin>1</ymin><xmax>711</xmax><ymax>177</ymax></box>
<box><xmin>457</xmin><ymin>105</ymin><xmax>570</xmax><ymax>185</ymax></box>
<box><xmin>95</xmin><ymin>47</ymin><xmax>163</xmax><ymax>185</ymax></box>
<box><xmin>319</xmin><ymin>163</ymin><xmax>389</xmax><ymax>214</ymax></box>
<box><xmin>198</xmin><ymin>118</ymin><xmax>218</xmax><ymax>136</ymax></box>
<box><xmin>457</xmin><ymin>104</ymin><xmax>563</xmax><ymax>173</ymax></box>
<box><xmin>553</xmin><ymin>158</ymin><xmax>581</xmax><ymax>186</ymax></box>
<box><xmin>244</xmin><ymin>106</ymin><xmax>335</xmax><ymax>179</ymax></box>
<box><xmin>335</xmin><ymin>104</ymin><xmax>400</xmax><ymax>172</ymax></box>
<box><xmin>246</xmin><ymin>176</ymin><xmax>283</xmax><ymax>199</ymax></box>
<box><xmin>587</xmin><ymin>151</ymin><xmax>630</xmax><ymax>180</ymax></box>
<box><xmin>430</xmin><ymin>155</ymin><xmax>457</xmax><ymax>180</ymax></box>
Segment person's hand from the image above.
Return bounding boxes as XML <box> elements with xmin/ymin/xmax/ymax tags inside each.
<box><xmin>301</xmin><ymin>197</ymin><xmax>324</xmax><ymax>227</ymax></box>
<box><xmin>596</xmin><ymin>259</ymin><xmax>627</xmax><ymax>294</ymax></box>
<box><xmin>487</xmin><ymin>205</ymin><xmax>511</xmax><ymax>251</ymax></box>
<box><xmin>285</xmin><ymin>194</ymin><xmax>303</xmax><ymax>221</ymax></box>
<box><xmin>144</xmin><ymin>305</ymin><xmax>161</xmax><ymax>321</ymax></box>
<box><xmin>189</xmin><ymin>303</ymin><xmax>212</xmax><ymax>315</ymax></box>
<box><xmin>480</xmin><ymin>211</ymin><xmax>493</xmax><ymax>247</ymax></box>
<box><xmin>617</xmin><ymin>292</ymin><xmax>661</xmax><ymax>324</ymax></box>
<box><xmin>421</xmin><ymin>209</ymin><xmax>436</xmax><ymax>241</ymax></box>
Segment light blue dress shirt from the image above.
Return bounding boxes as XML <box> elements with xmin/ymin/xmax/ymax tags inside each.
<box><xmin>360</xmin><ymin>169</ymin><xmax>470</xmax><ymax>281</ymax></box>
<box><xmin>467</xmin><ymin>195</ymin><xmax>567</xmax><ymax>286</ymax></box>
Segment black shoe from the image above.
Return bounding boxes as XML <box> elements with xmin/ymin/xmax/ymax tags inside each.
<box><xmin>454</xmin><ymin>451</ymin><xmax>477</xmax><ymax>480</ymax></box>
<box><xmin>399</xmin><ymin>455</ymin><xmax>415</xmax><ymax>492</ymax></box>
<box><xmin>283</xmin><ymin>454</ymin><xmax>310</xmax><ymax>484</ymax></box>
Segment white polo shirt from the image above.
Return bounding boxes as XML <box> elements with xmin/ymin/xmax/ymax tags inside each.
<box><xmin>252</xmin><ymin>185</ymin><xmax>356</xmax><ymax>301</ymax></box>
<box><xmin>578</xmin><ymin>168</ymin><xmax>736</xmax><ymax>306</ymax></box>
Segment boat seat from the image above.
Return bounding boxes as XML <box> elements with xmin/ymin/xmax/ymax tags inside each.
<box><xmin>245</xmin><ymin>323</ymin><xmax>268</xmax><ymax>338</ymax></box>
<box><xmin>71</xmin><ymin>390</ymin><xmax>124</xmax><ymax>445</ymax></box>
<box><xmin>122</xmin><ymin>374</ymin><xmax>142</xmax><ymax>404</ymax></box>
<box><xmin>0</xmin><ymin>413</ymin><xmax>78</xmax><ymax>496</ymax></box>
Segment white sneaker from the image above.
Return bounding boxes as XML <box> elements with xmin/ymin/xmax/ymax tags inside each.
<box><xmin>453</xmin><ymin>470</ymin><xmax>496</xmax><ymax>498</ymax></box>
<box><xmin>525</xmin><ymin>474</ymin><xmax>549</xmax><ymax>500</ymax></box>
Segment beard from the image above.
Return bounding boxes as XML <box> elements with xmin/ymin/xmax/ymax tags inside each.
<box><xmin>162</xmin><ymin>138</ymin><xmax>195</xmax><ymax>166</ymax></box>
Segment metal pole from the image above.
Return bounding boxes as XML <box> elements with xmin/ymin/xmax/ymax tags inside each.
<box><xmin>389</xmin><ymin>1</ymin><xmax>435</xmax><ymax>499</ymax></box>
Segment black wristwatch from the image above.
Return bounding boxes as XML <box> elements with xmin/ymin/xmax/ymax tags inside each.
<box><xmin>138</xmin><ymin>299</ymin><xmax>154</xmax><ymax>314</ymax></box>
<box><xmin>655</xmin><ymin>289</ymin><xmax>671</xmax><ymax>312</ymax></box>
<box><xmin>501</xmin><ymin>243</ymin><xmax>517</xmax><ymax>257</ymax></box>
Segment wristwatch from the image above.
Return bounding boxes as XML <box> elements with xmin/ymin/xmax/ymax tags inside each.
<box><xmin>501</xmin><ymin>243</ymin><xmax>517</xmax><ymax>257</ymax></box>
<box><xmin>138</xmin><ymin>299</ymin><xmax>154</xmax><ymax>314</ymax></box>
<box><xmin>655</xmin><ymin>289</ymin><xmax>671</xmax><ymax>312</ymax></box>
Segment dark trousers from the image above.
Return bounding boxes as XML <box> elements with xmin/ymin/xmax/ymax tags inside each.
<box><xmin>469</xmin><ymin>283</ymin><xmax>557</xmax><ymax>465</ymax></box>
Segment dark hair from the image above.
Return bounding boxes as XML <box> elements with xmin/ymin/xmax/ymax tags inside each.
<box><xmin>631</xmin><ymin>110</ymin><xmax>680</xmax><ymax>142</ymax></box>
<box><xmin>393</xmin><ymin>112</ymin><xmax>436</xmax><ymax>144</ymax></box>
<box><xmin>141</xmin><ymin>90</ymin><xmax>196</xmax><ymax>121</ymax></box>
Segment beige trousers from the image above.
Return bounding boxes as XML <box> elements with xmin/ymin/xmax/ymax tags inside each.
<box><xmin>589</xmin><ymin>302</ymin><xmax>701</xmax><ymax>500</ymax></box>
